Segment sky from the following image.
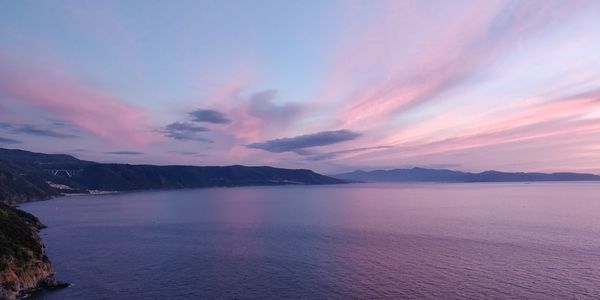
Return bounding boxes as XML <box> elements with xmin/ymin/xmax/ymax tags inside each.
<box><xmin>1</xmin><ymin>0</ymin><xmax>600</xmax><ymax>174</ymax></box>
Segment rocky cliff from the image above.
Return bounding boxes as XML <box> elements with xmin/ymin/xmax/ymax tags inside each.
<box><xmin>0</xmin><ymin>203</ymin><xmax>67</xmax><ymax>300</ymax></box>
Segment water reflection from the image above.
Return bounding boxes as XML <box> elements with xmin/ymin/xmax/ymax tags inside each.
<box><xmin>23</xmin><ymin>182</ymin><xmax>600</xmax><ymax>299</ymax></box>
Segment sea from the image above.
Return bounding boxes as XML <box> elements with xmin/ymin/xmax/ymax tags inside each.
<box><xmin>21</xmin><ymin>182</ymin><xmax>600</xmax><ymax>299</ymax></box>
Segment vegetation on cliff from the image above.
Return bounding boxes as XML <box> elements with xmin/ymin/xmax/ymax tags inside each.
<box><xmin>0</xmin><ymin>203</ymin><xmax>66</xmax><ymax>299</ymax></box>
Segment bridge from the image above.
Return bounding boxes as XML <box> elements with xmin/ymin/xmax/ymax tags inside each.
<box><xmin>46</xmin><ymin>169</ymin><xmax>81</xmax><ymax>178</ymax></box>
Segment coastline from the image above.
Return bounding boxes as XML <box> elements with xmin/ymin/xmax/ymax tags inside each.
<box><xmin>0</xmin><ymin>203</ymin><xmax>68</xmax><ymax>300</ymax></box>
<box><xmin>5</xmin><ymin>180</ymin><xmax>599</xmax><ymax>300</ymax></box>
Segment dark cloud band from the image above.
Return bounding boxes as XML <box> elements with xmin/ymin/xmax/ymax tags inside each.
<box><xmin>188</xmin><ymin>109</ymin><xmax>230</xmax><ymax>124</ymax></box>
<box><xmin>0</xmin><ymin>136</ymin><xmax>21</xmax><ymax>144</ymax></box>
<box><xmin>0</xmin><ymin>122</ymin><xmax>77</xmax><ymax>138</ymax></box>
<box><xmin>161</xmin><ymin>122</ymin><xmax>212</xmax><ymax>142</ymax></box>
<box><xmin>247</xmin><ymin>129</ymin><xmax>361</xmax><ymax>153</ymax></box>
<box><xmin>105</xmin><ymin>151</ymin><xmax>144</xmax><ymax>155</ymax></box>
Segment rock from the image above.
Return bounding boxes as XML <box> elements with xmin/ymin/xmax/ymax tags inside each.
<box><xmin>0</xmin><ymin>203</ymin><xmax>67</xmax><ymax>300</ymax></box>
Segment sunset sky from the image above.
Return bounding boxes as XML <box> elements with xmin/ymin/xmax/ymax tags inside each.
<box><xmin>1</xmin><ymin>0</ymin><xmax>600</xmax><ymax>173</ymax></box>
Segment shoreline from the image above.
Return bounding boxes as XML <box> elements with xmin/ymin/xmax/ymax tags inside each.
<box><xmin>0</xmin><ymin>204</ymin><xmax>69</xmax><ymax>300</ymax></box>
<box><xmin>15</xmin><ymin>180</ymin><xmax>600</xmax><ymax>207</ymax></box>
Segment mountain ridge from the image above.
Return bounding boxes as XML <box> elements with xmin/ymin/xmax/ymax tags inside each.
<box><xmin>333</xmin><ymin>167</ymin><xmax>600</xmax><ymax>183</ymax></box>
<box><xmin>0</xmin><ymin>148</ymin><xmax>346</xmax><ymax>204</ymax></box>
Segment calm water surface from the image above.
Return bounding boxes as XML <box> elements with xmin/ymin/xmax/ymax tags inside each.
<box><xmin>21</xmin><ymin>183</ymin><xmax>600</xmax><ymax>299</ymax></box>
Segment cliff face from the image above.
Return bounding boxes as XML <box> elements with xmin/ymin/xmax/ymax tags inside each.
<box><xmin>0</xmin><ymin>203</ymin><xmax>66</xmax><ymax>300</ymax></box>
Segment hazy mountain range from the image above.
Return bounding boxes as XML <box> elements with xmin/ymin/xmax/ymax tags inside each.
<box><xmin>3</xmin><ymin>147</ymin><xmax>599</xmax><ymax>204</ymax></box>
<box><xmin>334</xmin><ymin>167</ymin><xmax>600</xmax><ymax>183</ymax></box>
<box><xmin>0</xmin><ymin>148</ymin><xmax>344</xmax><ymax>204</ymax></box>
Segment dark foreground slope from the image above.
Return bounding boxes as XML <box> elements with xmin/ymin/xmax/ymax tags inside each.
<box><xmin>0</xmin><ymin>203</ymin><xmax>67</xmax><ymax>300</ymax></box>
<box><xmin>334</xmin><ymin>167</ymin><xmax>600</xmax><ymax>183</ymax></box>
<box><xmin>0</xmin><ymin>148</ymin><xmax>346</xmax><ymax>204</ymax></box>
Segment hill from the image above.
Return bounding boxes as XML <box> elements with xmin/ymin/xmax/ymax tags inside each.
<box><xmin>0</xmin><ymin>148</ymin><xmax>346</xmax><ymax>204</ymax></box>
<box><xmin>334</xmin><ymin>167</ymin><xmax>600</xmax><ymax>183</ymax></box>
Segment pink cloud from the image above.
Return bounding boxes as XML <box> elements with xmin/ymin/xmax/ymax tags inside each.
<box><xmin>0</xmin><ymin>56</ymin><xmax>154</xmax><ymax>146</ymax></box>
<box><xmin>317</xmin><ymin>1</ymin><xmax>586</xmax><ymax>130</ymax></box>
<box><xmin>191</xmin><ymin>71</ymin><xmax>306</xmax><ymax>157</ymax></box>
<box><xmin>317</xmin><ymin>1</ymin><xmax>497</xmax><ymax>127</ymax></box>
<box><xmin>343</xmin><ymin>91</ymin><xmax>600</xmax><ymax>166</ymax></box>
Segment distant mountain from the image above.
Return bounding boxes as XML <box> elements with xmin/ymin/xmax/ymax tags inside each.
<box><xmin>334</xmin><ymin>167</ymin><xmax>600</xmax><ymax>183</ymax></box>
<box><xmin>0</xmin><ymin>148</ymin><xmax>346</xmax><ymax>204</ymax></box>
